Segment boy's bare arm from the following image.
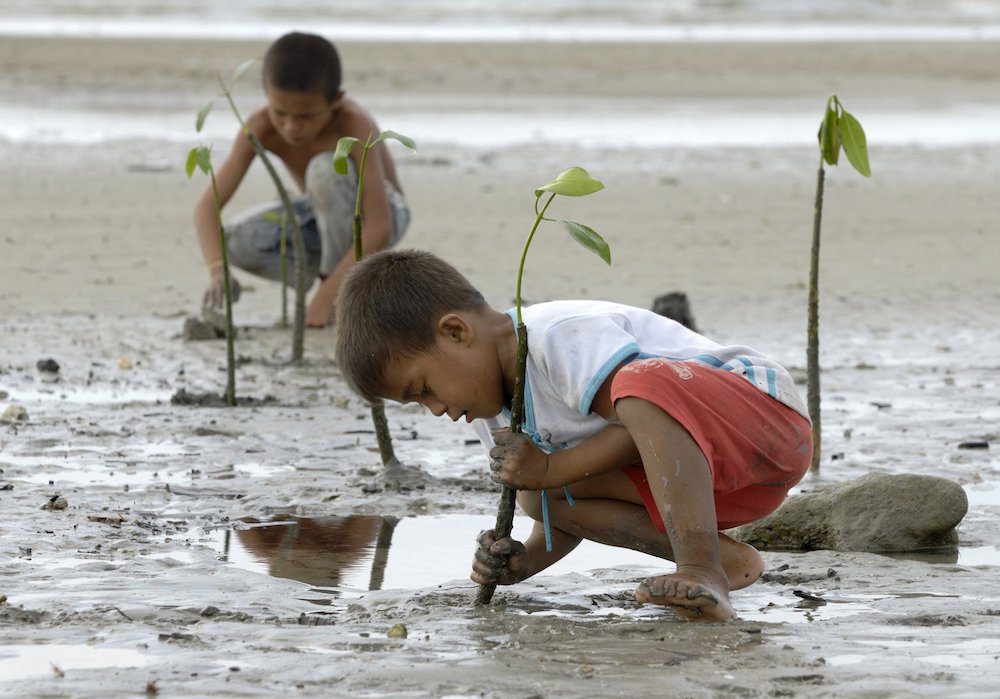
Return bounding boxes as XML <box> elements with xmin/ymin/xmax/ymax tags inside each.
<box><xmin>490</xmin><ymin>364</ymin><xmax>638</xmax><ymax>490</ymax></box>
<box><xmin>491</xmin><ymin>424</ymin><xmax>638</xmax><ymax>491</ymax></box>
<box><xmin>305</xmin><ymin>132</ymin><xmax>395</xmax><ymax>327</ymax></box>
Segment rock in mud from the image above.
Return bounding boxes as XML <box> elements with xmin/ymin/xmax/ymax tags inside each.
<box><xmin>651</xmin><ymin>291</ymin><xmax>697</xmax><ymax>331</ymax></box>
<box><xmin>1</xmin><ymin>404</ymin><xmax>28</xmax><ymax>422</ymax></box>
<box><xmin>41</xmin><ymin>495</ymin><xmax>68</xmax><ymax>511</ymax></box>
<box><xmin>182</xmin><ymin>315</ymin><xmax>225</xmax><ymax>341</ymax></box>
<box><xmin>729</xmin><ymin>473</ymin><xmax>968</xmax><ymax>552</ymax></box>
<box><xmin>36</xmin><ymin>358</ymin><xmax>60</xmax><ymax>373</ymax></box>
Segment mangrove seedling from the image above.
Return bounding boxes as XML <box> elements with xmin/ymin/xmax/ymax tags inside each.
<box><xmin>196</xmin><ymin>59</ymin><xmax>310</xmax><ymax>361</ymax></box>
<box><xmin>809</xmin><ymin>95</ymin><xmax>871</xmax><ymax>472</ymax></box>
<box><xmin>333</xmin><ymin>130</ymin><xmax>417</xmax><ymax>473</ymax></box>
<box><xmin>476</xmin><ymin>166</ymin><xmax>610</xmax><ymax>606</ymax></box>
<box><xmin>185</xmin><ymin>145</ymin><xmax>237</xmax><ymax>407</ymax></box>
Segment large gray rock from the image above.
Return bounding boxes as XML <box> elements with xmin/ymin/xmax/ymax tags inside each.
<box><xmin>729</xmin><ymin>473</ymin><xmax>968</xmax><ymax>552</ymax></box>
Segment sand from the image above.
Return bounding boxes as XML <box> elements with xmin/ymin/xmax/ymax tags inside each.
<box><xmin>1</xmin><ymin>31</ymin><xmax>999</xmax><ymax>698</ymax></box>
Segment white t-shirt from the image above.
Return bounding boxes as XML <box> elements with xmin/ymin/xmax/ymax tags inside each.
<box><xmin>472</xmin><ymin>299</ymin><xmax>807</xmax><ymax>452</ymax></box>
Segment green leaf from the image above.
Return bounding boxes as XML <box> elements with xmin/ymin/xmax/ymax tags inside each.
<box><xmin>186</xmin><ymin>146</ymin><xmax>213</xmax><ymax>178</ymax></box>
<box><xmin>333</xmin><ymin>136</ymin><xmax>360</xmax><ymax>175</ymax></box>
<box><xmin>185</xmin><ymin>147</ymin><xmax>199</xmax><ymax>178</ymax></box>
<box><xmin>195</xmin><ymin>146</ymin><xmax>212</xmax><ymax>174</ymax></box>
<box><xmin>560</xmin><ymin>220</ymin><xmax>611</xmax><ymax>265</ymax></box>
<box><xmin>228</xmin><ymin>58</ymin><xmax>257</xmax><ymax>88</ymax></box>
<box><xmin>819</xmin><ymin>104</ymin><xmax>840</xmax><ymax>166</ymax></box>
<box><xmin>372</xmin><ymin>130</ymin><xmax>417</xmax><ymax>152</ymax></box>
<box><xmin>535</xmin><ymin>167</ymin><xmax>605</xmax><ymax>198</ymax></box>
<box><xmin>196</xmin><ymin>99</ymin><xmax>215</xmax><ymax>133</ymax></box>
<box><xmin>838</xmin><ymin>110</ymin><xmax>871</xmax><ymax>177</ymax></box>
<box><xmin>262</xmin><ymin>211</ymin><xmax>284</xmax><ymax>223</ymax></box>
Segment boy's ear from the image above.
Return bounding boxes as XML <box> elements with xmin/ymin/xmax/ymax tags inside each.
<box><xmin>436</xmin><ymin>313</ymin><xmax>473</xmax><ymax>345</ymax></box>
<box><xmin>328</xmin><ymin>90</ymin><xmax>346</xmax><ymax>109</ymax></box>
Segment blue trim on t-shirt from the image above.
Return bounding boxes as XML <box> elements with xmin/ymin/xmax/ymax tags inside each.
<box><xmin>736</xmin><ymin>356</ymin><xmax>756</xmax><ymax>384</ymax></box>
<box><xmin>578</xmin><ymin>342</ymin><xmax>641</xmax><ymax>414</ymax></box>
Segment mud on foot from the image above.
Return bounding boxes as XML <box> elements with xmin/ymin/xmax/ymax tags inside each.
<box><xmin>635</xmin><ymin>572</ymin><xmax>737</xmax><ymax>621</ymax></box>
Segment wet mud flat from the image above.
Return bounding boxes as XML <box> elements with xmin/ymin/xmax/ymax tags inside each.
<box><xmin>1</xmin><ymin>314</ymin><xmax>999</xmax><ymax>698</ymax></box>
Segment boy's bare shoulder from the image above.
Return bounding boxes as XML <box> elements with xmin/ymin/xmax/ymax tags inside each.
<box><xmin>332</xmin><ymin>95</ymin><xmax>380</xmax><ymax>139</ymax></box>
<box><xmin>245</xmin><ymin>106</ymin><xmax>277</xmax><ymax>138</ymax></box>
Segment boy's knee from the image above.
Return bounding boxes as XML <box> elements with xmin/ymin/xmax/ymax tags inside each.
<box><xmin>306</xmin><ymin>152</ymin><xmax>356</xmax><ymax>201</ymax></box>
<box><xmin>516</xmin><ymin>490</ymin><xmax>544</xmax><ymax>522</ymax></box>
<box><xmin>516</xmin><ymin>488</ymin><xmax>573</xmax><ymax>523</ymax></box>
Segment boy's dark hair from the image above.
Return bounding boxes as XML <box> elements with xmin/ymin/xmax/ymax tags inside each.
<box><xmin>335</xmin><ymin>249</ymin><xmax>488</xmax><ymax>404</ymax></box>
<box><xmin>262</xmin><ymin>32</ymin><xmax>342</xmax><ymax>102</ymax></box>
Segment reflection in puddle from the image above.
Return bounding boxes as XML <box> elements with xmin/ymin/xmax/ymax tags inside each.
<box><xmin>0</xmin><ymin>644</ymin><xmax>147</xmax><ymax>680</ymax></box>
<box><xmin>216</xmin><ymin>514</ymin><xmax>508</xmax><ymax>601</ymax></box>
<box><xmin>225</xmin><ymin>515</ymin><xmax>392</xmax><ymax>593</ymax></box>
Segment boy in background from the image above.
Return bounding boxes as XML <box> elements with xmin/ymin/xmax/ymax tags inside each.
<box><xmin>334</xmin><ymin>249</ymin><xmax>812</xmax><ymax>621</ymax></box>
<box><xmin>193</xmin><ymin>31</ymin><xmax>409</xmax><ymax>328</ymax></box>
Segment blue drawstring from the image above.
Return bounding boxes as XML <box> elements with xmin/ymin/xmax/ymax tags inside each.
<box><xmin>563</xmin><ymin>486</ymin><xmax>575</xmax><ymax>506</ymax></box>
<box><xmin>539</xmin><ymin>486</ymin><xmax>575</xmax><ymax>553</ymax></box>
<box><xmin>541</xmin><ymin>490</ymin><xmax>552</xmax><ymax>552</ymax></box>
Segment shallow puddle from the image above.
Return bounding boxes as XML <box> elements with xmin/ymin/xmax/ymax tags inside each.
<box><xmin>212</xmin><ymin>514</ymin><xmax>603</xmax><ymax>600</ymax></box>
<box><xmin>7</xmin><ymin>385</ymin><xmax>171</xmax><ymax>405</ymax></box>
<box><xmin>210</xmin><ymin>513</ymin><xmax>998</xmax><ymax>623</ymax></box>
<box><xmin>0</xmin><ymin>643</ymin><xmax>147</xmax><ymax>681</ymax></box>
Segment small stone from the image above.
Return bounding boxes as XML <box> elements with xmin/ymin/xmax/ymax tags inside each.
<box><xmin>957</xmin><ymin>441</ymin><xmax>989</xmax><ymax>450</ymax></box>
<box><xmin>200</xmin><ymin>606</ymin><xmax>221</xmax><ymax>618</ymax></box>
<box><xmin>36</xmin><ymin>358</ymin><xmax>60</xmax><ymax>373</ymax></box>
<box><xmin>651</xmin><ymin>291</ymin><xmax>697</xmax><ymax>331</ymax></box>
<box><xmin>42</xmin><ymin>495</ymin><xmax>68</xmax><ymax>511</ymax></box>
<box><xmin>182</xmin><ymin>316</ymin><xmax>225</xmax><ymax>341</ymax></box>
<box><xmin>387</xmin><ymin>623</ymin><xmax>407</xmax><ymax>639</ymax></box>
<box><xmin>1</xmin><ymin>404</ymin><xmax>28</xmax><ymax>422</ymax></box>
<box><xmin>118</xmin><ymin>355</ymin><xmax>134</xmax><ymax>370</ymax></box>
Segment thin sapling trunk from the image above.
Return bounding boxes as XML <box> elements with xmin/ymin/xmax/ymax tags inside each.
<box><xmin>334</xmin><ymin>131</ymin><xmax>417</xmax><ymax>469</ymax></box>
<box><xmin>808</xmin><ymin>95</ymin><xmax>871</xmax><ymax>472</ymax></box>
<box><xmin>476</xmin><ymin>167</ymin><xmax>610</xmax><ymax>606</ymax></box>
<box><xmin>186</xmin><ymin>146</ymin><xmax>237</xmax><ymax>406</ymax></box>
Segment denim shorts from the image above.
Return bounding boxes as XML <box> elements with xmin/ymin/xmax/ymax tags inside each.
<box><xmin>225</xmin><ymin>153</ymin><xmax>410</xmax><ymax>286</ymax></box>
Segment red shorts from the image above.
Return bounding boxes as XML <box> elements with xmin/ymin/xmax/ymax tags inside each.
<box><xmin>611</xmin><ymin>357</ymin><xmax>812</xmax><ymax>531</ymax></box>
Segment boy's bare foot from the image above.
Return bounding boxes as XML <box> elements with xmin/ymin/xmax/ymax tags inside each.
<box><xmin>719</xmin><ymin>533</ymin><xmax>764</xmax><ymax>591</ymax></box>
<box><xmin>635</xmin><ymin>569</ymin><xmax>736</xmax><ymax>621</ymax></box>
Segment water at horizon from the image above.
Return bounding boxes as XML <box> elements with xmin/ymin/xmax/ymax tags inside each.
<box><xmin>3</xmin><ymin>0</ymin><xmax>1000</xmax><ymax>149</ymax></box>
<box><xmin>3</xmin><ymin>0</ymin><xmax>1000</xmax><ymax>42</ymax></box>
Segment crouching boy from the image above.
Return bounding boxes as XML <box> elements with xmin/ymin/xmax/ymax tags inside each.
<box><xmin>334</xmin><ymin>250</ymin><xmax>811</xmax><ymax>620</ymax></box>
